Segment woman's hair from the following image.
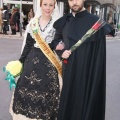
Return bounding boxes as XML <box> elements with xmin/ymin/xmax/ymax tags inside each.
<box><xmin>40</xmin><ymin>0</ymin><xmax>56</xmax><ymax>7</ymax></box>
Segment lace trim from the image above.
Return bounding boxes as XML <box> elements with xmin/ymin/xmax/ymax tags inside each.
<box><xmin>13</xmin><ymin>86</ymin><xmax>59</xmax><ymax>119</ymax></box>
<box><xmin>12</xmin><ymin>59</ymin><xmax>60</xmax><ymax>119</ymax></box>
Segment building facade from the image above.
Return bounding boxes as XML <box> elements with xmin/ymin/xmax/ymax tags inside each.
<box><xmin>0</xmin><ymin>0</ymin><xmax>64</xmax><ymax>16</ymax></box>
<box><xmin>0</xmin><ymin>0</ymin><xmax>120</xmax><ymax>30</ymax></box>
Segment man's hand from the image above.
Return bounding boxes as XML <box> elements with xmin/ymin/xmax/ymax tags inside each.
<box><xmin>55</xmin><ymin>41</ymin><xmax>65</xmax><ymax>50</ymax></box>
<box><xmin>61</xmin><ymin>50</ymin><xmax>71</xmax><ymax>59</ymax></box>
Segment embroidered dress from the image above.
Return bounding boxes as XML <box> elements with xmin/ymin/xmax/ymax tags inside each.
<box><xmin>9</xmin><ymin>17</ymin><xmax>60</xmax><ymax>120</ymax></box>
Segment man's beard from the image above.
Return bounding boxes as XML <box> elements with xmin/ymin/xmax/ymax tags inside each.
<box><xmin>71</xmin><ymin>5</ymin><xmax>84</xmax><ymax>13</ymax></box>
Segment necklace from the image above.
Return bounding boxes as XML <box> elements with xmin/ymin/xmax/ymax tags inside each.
<box><xmin>39</xmin><ymin>16</ymin><xmax>52</xmax><ymax>32</ymax></box>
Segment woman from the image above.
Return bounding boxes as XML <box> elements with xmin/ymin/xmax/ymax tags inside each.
<box><xmin>9</xmin><ymin>0</ymin><xmax>61</xmax><ymax>119</ymax></box>
<box><xmin>10</xmin><ymin>8</ymin><xmax>16</xmax><ymax>35</ymax></box>
<box><xmin>28</xmin><ymin>8</ymin><xmax>34</xmax><ymax>22</ymax></box>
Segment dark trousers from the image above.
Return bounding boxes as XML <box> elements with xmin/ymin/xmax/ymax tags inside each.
<box><xmin>3</xmin><ymin>21</ymin><xmax>8</xmax><ymax>34</ymax></box>
<box><xmin>22</xmin><ymin>22</ymin><xmax>25</xmax><ymax>30</ymax></box>
<box><xmin>11</xmin><ymin>29</ymin><xmax>16</xmax><ymax>35</ymax></box>
<box><xmin>11</xmin><ymin>24</ymin><xmax>16</xmax><ymax>35</ymax></box>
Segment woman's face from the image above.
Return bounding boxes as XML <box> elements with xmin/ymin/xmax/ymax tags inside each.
<box><xmin>41</xmin><ymin>0</ymin><xmax>55</xmax><ymax>17</ymax></box>
<box><xmin>30</xmin><ymin>9</ymin><xmax>33</xmax><ymax>12</ymax></box>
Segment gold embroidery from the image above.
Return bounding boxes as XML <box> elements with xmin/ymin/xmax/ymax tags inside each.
<box><xmin>13</xmin><ymin>84</ymin><xmax>59</xmax><ymax>119</ymax></box>
<box><xmin>25</xmin><ymin>71</ymin><xmax>42</xmax><ymax>85</ymax></box>
<box><xmin>32</xmin><ymin>57</ymin><xmax>40</xmax><ymax>64</ymax></box>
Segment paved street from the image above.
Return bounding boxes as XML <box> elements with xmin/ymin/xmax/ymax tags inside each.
<box><xmin>0</xmin><ymin>36</ymin><xmax>22</xmax><ymax>120</ymax></box>
<box><xmin>0</xmin><ymin>32</ymin><xmax>120</xmax><ymax>120</ymax></box>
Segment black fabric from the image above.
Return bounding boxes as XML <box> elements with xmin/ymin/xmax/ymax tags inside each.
<box><xmin>19</xmin><ymin>33</ymin><xmax>35</xmax><ymax>63</ymax></box>
<box><xmin>13</xmin><ymin>34</ymin><xmax>60</xmax><ymax>120</ymax></box>
<box><xmin>53</xmin><ymin>10</ymin><xmax>113</xmax><ymax>120</ymax></box>
<box><xmin>13</xmin><ymin>11</ymin><xmax>20</xmax><ymax>24</ymax></box>
<box><xmin>3</xmin><ymin>10</ymin><xmax>9</xmax><ymax>21</ymax></box>
<box><xmin>52</xmin><ymin>13</ymin><xmax>74</xmax><ymax>59</ymax></box>
<box><xmin>53</xmin><ymin>13</ymin><xmax>72</xmax><ymax>33</ymax></box>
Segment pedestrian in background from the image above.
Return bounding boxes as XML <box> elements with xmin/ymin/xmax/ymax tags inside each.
<box><xmin>0</xmin><ymin>8</ymin><xmax>3</xmax><ymax>34</ymax></box>
<box><xmin>107</xmin><ymin>11</ymin><xmax>115</xmax><ymax>37</ymax></box>
<box><xmin>14</xmin><ymin>8</ymin><xmax>20</xmax><ymax>32</ymax></box>
<box><xmin>2</xmin><ymin>5</ymin><xmax>9</xmax><ymax>35</ymax></box>
<box><xmin>28</xmin><ymin>8</ymin><xmax>34</xmax><ymax>22</ymax></box>
<box><xmin>10</xmin><ymin>8</ymin><xmax>16</xmax><ymax>35</ymax></box>
<box><xmin>21</xmin><ymin>10</ymin><xmax>26</xmax><ymax>30</ymax></box>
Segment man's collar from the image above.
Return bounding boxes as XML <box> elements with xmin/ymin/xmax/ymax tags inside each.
<box><xmin>71</xmin><ymin>10</ymin><xmax>89</xmax><ymax>18</ymax></box>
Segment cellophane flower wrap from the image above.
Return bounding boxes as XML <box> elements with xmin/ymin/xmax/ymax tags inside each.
<box><xmin>3</xmin><ymin>60</ymin><xmax>23</xmax><ymax>90</ymax></box>
<box><xmin>70</xmin><ymin>19</ymin><xmax>106</xmax><ymax>52</ymax></box>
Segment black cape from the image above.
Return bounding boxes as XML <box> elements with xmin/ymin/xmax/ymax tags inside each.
<box><xmin>53</xmin><ymin>10</ymin><xmax>113</xmax><ymax>120</ymax></box>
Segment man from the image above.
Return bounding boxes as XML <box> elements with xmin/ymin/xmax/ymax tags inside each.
<box><xmin>14</xmin><ymin>8</ymin><xmax>20</xmax><ymax>32</ymax></box>
<box><xmin>2</xmin><ymin>6</ymin><xmax>9</xmax><ymax>34</ymax></box>
<box><xmin>52</xmin><ymin>0</ymin><xmax>113</xmax><ymax>120</ymax></box>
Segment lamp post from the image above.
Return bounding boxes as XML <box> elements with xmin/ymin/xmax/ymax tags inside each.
<box><xmin>20</xmin><ymin>0</ymin><xmax>22</xmax><ymax>36</ymax></box>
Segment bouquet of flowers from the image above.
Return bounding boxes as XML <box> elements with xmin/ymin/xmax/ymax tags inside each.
<box><xmin>3</xmin><ymin>60</ymin><xmax>23</xmax><ymax>90</ymax></box>
<box><xmin>63</xmin><ymin>19</ymin><xmax>106</xmax><ymax>64</ymax></box>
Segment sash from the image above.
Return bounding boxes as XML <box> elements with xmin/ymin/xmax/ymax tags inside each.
<box><xmin>30</xmin><ymin>18</ymin><xmax>62</xmax><ymax>77</ymax></box>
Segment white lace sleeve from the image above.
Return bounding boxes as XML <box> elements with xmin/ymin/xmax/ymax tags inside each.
<box><xmin>44</xmin><ymin>28</ymin><xmax>56</xmax><ymax>44</ymax></box>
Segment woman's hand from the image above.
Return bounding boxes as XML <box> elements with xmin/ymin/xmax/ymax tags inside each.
<box><xmin>61</xmin><ymin>50</ymin><xmax>71</xmax><ymax>59</ymax></box>
<box><xmin>55</xmin><ymin>41</ymin><xmax>65</xmax><ymax>50</ymax></box>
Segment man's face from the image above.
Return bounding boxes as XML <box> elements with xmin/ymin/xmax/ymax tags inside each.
<box><xmin>68</xmin><ymin>0</ymin><xmax>84</xmax><ymax>13</ymax></box>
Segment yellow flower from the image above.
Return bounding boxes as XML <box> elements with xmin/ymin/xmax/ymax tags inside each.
<box><xmin>6</xmin><ymin>60</ymin><xmax>23</xmax><ymax>77</ymax></box>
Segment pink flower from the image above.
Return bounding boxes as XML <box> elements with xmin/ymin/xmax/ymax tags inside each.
<box><xmin>92</xmin><ymin>23</ymin><xmax>101</xmax><ymax>30</ymax></box>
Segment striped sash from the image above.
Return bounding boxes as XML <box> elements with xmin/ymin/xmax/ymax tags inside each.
<box><xmin>30</xmin><ymin>18</ymin><xmax>62</xmax><ymax>77</ymax></box>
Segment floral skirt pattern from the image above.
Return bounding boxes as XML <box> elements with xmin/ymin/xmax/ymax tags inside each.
<box><xmin>10</xmin><ymin>47</ymin><xmax>60</xmax><ymax>120</ymax></box>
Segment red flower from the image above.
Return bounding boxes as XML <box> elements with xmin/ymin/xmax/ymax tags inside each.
<box><xmin>63</xmin><ymin>59</ymin><xmax>68</xmax><ymax>64</ymax></box>
<box><xmin>92</xmin><ymin>23</ymin><xmax>101</xmax><ymax>30</ymax></box>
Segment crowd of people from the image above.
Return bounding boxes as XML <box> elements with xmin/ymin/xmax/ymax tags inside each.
<box><xmin>0</xmin><ymin>5</ymin><xmax>34</xmax><ymax>35</ymax></box>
